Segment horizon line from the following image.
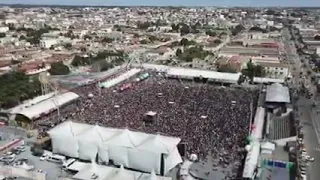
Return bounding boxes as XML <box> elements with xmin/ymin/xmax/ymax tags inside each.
<box><xmin>1</xmin><ymin>3</ymin><xmax>320</xmax><ymax>8</ymax></box>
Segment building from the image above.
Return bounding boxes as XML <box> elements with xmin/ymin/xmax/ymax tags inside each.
<box><xmin>40</xmin><ymin>39</ymin><xmax>58</xmax><ymax>48</ymax></box>
<box><xmin>0</xmin><ymin>26</ymin><xmax>9</xmax><ymax>33</ymax></box>
<box><xmin>316</xmin><ymin>47</ymin><xmax>320</xmax><ymax>55</ymax></box>
<box><xmin>257</xmin><ymin>62</ymin><xmax>289</xmax><ymax>79</ymax></box>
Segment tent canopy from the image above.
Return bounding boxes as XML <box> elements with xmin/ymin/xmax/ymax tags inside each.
<box><xmin>49</xmin><ymin>121</ymin><xmax>182</xmax><ymax>174</ymax></box>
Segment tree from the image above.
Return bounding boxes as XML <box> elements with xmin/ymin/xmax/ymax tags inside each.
<box><xmin>64</xmin><ymin>43</ymin><xmax>72</xmax><ymax>49</ymax></box>
<box><xmin>180</xmin><ymin>25</ymin><xmax>190</xmax><ymax>35</ymax></box>
<box><xmin>83</xmin><ymin>35</ymin><xmax>92</xmax><ymax>40</ymax></box>
<box><xmin>0</xmin><ymin>33</ymin><xmax>6</xmax><ymax>38</ymax></box>
<box><xmin>206</xmin><ymin>31</ymin><xmax>217</xmax><ymax>37</ymax></box>
<box><xmin>176</xmin><ymin>48</ymin><xmax>182</xmax><ymax>57</ymax></box>
<box><xmin>231</xmin><ymin>24</ymin><xmax>245</xmax><ymax>36</ymax></box>
<box><xmin>140</xmin><ymin>39</ymin><xmax>148</xmax><ymax>44</ymax></box>
<box><xmin>102</xmin><ymin>37</ymin><xmax>114</xmax><ymax>43</ymax></box>
<box><xmin>242</xmin><ymin>61</ymin><xmax>265</xmax><ymax>81</ymax></box>
<box><xmin>249</xmin><ymin>26</ymin><xmax>267</xmax><ymax>33</ymax></box>
<box><xmin>19</xmin><ymin>35</ymin><xmax>26</xmax><ymax>40</ymax></box>
<box><xmin>99</xmin><ymin>61</ymin><xmax>114</xmax><ymax>71</ymax></box>
<box><xmin>71</xmin><ymin>55</ymin><xmax>90</xmax><ymax>66</ymax></box>
<box><xmin>171</xmin><ymin>24</ymin><xmax>179</xmax><ymax>31</ymax></box>
<box><xmin>0</xmin><ymin>72</ymin><xmax>41</xmax><ymax>109</ymax></box>
<box><xmin>314</xmin><ymin>35</ymin><xmax>320</xmax><ymax>41</ymax></box>
<box><xmin>48</xmin><ymin>62</ymin><xmax>70</xmax><ymax>75</ymax></box>
<box><xmin>213</xmin><ymin>39</ymin><xmax>222</xmax><ymax>44</ymax></box>
<box><xmin>149</xmin><ymin>36</ymin><xmax>157</xmax><ymax>42</ymax></box>
<box><xmin>180</xmin><ymin>38</ymin><xmax>189</xmax><ymax>46</ymax></box>
<box><xmin>137</xmin><ymin>21</ymin><xmax>151</xmax><ymax>29</ymax></box>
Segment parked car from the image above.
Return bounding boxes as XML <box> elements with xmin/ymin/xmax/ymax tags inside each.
<box><xmin>39</xmin><ymin>155</ymin><xmax>48</xmax><ymax>161</ymax></box>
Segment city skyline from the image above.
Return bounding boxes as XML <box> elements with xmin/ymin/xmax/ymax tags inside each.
<box><xmin>1</xmin><ymin>0</ymin><xmax>320</xmax><ymax>7</ymax></box>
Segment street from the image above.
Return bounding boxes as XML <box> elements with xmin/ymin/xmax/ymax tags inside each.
<box><xmin>283</xmin><ymin>26</ymin><xmax>320</xmax><ymax>180</ymax></box>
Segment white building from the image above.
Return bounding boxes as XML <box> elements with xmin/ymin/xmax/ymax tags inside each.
<box><xmin>5</xmin><ymin>19</ymin><xmax>18</xmax><ymax>24</ymax></box>
<box><xmin>0</xmin><ymin>27</ymin><xmax>9</xmax><ymax>33</ymax></box>
<box><xmin>316</xmin><ymin>47</ymin><xmax>320</xmax><ymax>55</ymax></box>
<box><xmin>257</xmin><ymin>62</ymin><xmax>289</xmax><ymax>79</ymax></box>
<box><xmin>40</xmin><ymin>39</ymin><xmax>58</xmax><ymax>48</ymax></box>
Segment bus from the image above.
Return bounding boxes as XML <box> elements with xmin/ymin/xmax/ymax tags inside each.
<box><xmin>136</xmin><ymin>73</ymin><xmax>150</xmax><ymax>82</ymax></box>
<box><xmin>47</xmin><ymin>154</ymin><xmax>66</xmax><ymax>164</ymax></box>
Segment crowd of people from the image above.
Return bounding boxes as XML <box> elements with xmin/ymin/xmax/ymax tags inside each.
<box><xmin>36</xmin><ymin>70</ymin><xmax>258</xmax><ymax>177</ymax></box>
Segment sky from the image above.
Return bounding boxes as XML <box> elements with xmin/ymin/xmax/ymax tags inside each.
<box><xmin>0</xmin><ymin>0</ymin><xmax>320</xmax><ymax>7</ymax></box>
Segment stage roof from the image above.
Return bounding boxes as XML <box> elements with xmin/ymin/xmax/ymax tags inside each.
<box><xmin>265</xmin><ymin>83</ymin><xmax>290</xmax><ymax>103</ymax></box>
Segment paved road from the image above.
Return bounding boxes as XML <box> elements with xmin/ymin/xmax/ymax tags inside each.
<box><xmin>284</xmin><ymin>26</ymin><xmax>320</xmax><ymax>180</ymax></box>
<box><xmin>296</xmin><ymin>97</ymin><xmax>320</xmax><ymax>180</ymax></box>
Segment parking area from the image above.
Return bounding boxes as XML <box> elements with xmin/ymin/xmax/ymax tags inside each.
<box><xmin>0</xmin><ymin>125</ymin><xmax>73</xmax><ymax>180</ymax></box>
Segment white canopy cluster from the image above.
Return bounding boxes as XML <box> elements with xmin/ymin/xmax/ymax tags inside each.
<box><xmin>48</xmin><ymin>121</ymin><xmax>182</xmax><ymax>174</ymax></box>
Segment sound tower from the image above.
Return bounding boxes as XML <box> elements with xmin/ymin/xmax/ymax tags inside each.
<box><xmin>160</xmin><ymin>153</ymin><xmax>165</xmax><ymax>176</ymax></box>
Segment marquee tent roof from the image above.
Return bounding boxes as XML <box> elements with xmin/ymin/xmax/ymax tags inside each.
<box><xmin>48</xmin><ymin>121</ymin><xmax>181</xmax><ymax>154</ymax></box>
<box><xmin>72</xmin><ymin>163</ymin><xmax>172</xmax><ymax>180</ymax></box>
<box><xmin>242</xmin><ymin>142</ymin><xmax>261</xmax><ymax>179</ymax></box>
<box><xmin>17</xmin><ymin>92</ymin><xmax>79</xmax><ymax>120</ymax></box>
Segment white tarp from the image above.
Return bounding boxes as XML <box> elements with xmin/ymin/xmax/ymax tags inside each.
<box><xmin>251</xmin><ymin>107</ymin><xmax>265</xmax><ymax>140</ymax></box>
<box><xmin>49</xmin><ymin>121</ymin><xmax>182</xmax><ymax>174</ymax></box>
<box><xmin>128</xmin><ymin>149</ymin><xmax>161</xmax><ymax>174</ymax></box>
<box><xmin>242</xmin><ymin>142</ymin><xmax>260</xmax><ymax>179</ymax></box>
<box><xmin>72</xmin><ymin>162</ymin><xmax>173</xmax><ymax>180</ymax></box>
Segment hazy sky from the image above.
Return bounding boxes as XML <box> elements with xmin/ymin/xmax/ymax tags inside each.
<box><xmin>0</xmin><ymin>0</ymin><xmax>320</xmax><ymax>6</ymax></box>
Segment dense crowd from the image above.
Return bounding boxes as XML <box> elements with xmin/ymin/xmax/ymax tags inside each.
<box><xmin>36</xmin><ymin>71</ymin><xmax>257</xmax><ymax>175</ymax></box>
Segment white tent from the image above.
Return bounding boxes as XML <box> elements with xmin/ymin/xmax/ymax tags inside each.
<box><xmin>49</xmin><ymin>121</ymin><xmax>182</xmax><ymax>175</ymax></box>
<box><xmin>72</xmin><ymin>163</ymin><xmax>172</xmax><ymax>180</ymax></box>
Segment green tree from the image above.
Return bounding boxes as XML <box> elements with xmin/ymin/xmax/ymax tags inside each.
<box><xmin>206</xmin><ymin>30</ymin><xmax>217</xmax><ymax>36</ymax></box>
<box><xmin>242</xmin><ymin>61</ymin><xmax>265</xmax><ymax>80</ymax></box>
<box><xmin>314</xmin><ymin>35</ymin><xmax>320</xmax><ymax>41</ymax></box>
<box><xmin>213</xmin><ymin>39</ymin><xmax>222</xmax><ymax>44</ymax></box>
<box><xmin>137</xmin><ymin>21</ymin><xmax>151</xmax><ymax>29</ymax></box>
<box><xmin>140</xmin><ymin>39</ymin><xmax>148</xmax><ymax>44</ymax></box>
<box><xmin>83</xmin><ymin>35</ymin><xmax>92</xmax><ymax>40</ymax></box>
<box><xmin>48</xmin><ymin>62</ymin><xmax>70</xmax><ymax>75</ymax></box>
<box><xmin>176</xmin><ymin>48</ymin><xmax>182</xmax><ymax>57</ymax></box>
<box><xmin>180</xmin><ymin>25</ymin><xmax>190</xmax><ymax>35</ymax></box>
<box><xmin>231</xmin><ymin>24</ymin><xmax>245</xmax><ymax>36</ymax></box>
<box><xmin>64</xmin><ymin>43</ymin><xmax>72</xmax><ymax>49</ymax></box>
<box><xmin>180</xmin><ymin>38</ymin><xmax>189</xmax><ymax>46</ymax></box>
<box><xmin>102</xmin><ymin>37</ymin><xmax>114</xmax><ymax>43</ymax></box>
<box><xmin>149</xmin><ymin>35</ymin><xmax>157</xmax><ymax>42</ymax></box>
<box><xmin>0</xmin><ymin>72</ymin><xmax>41</xmax><ymax>109</ymax></box>
<box><xmin>99</xmin><ymin>61</ymin><xmax>114</xmax><ymax>71</ymax></box>
<box><xmin>171</xmin><ymin>24</ymin><xmax>180</xmax><ymax>31</ymax></box>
